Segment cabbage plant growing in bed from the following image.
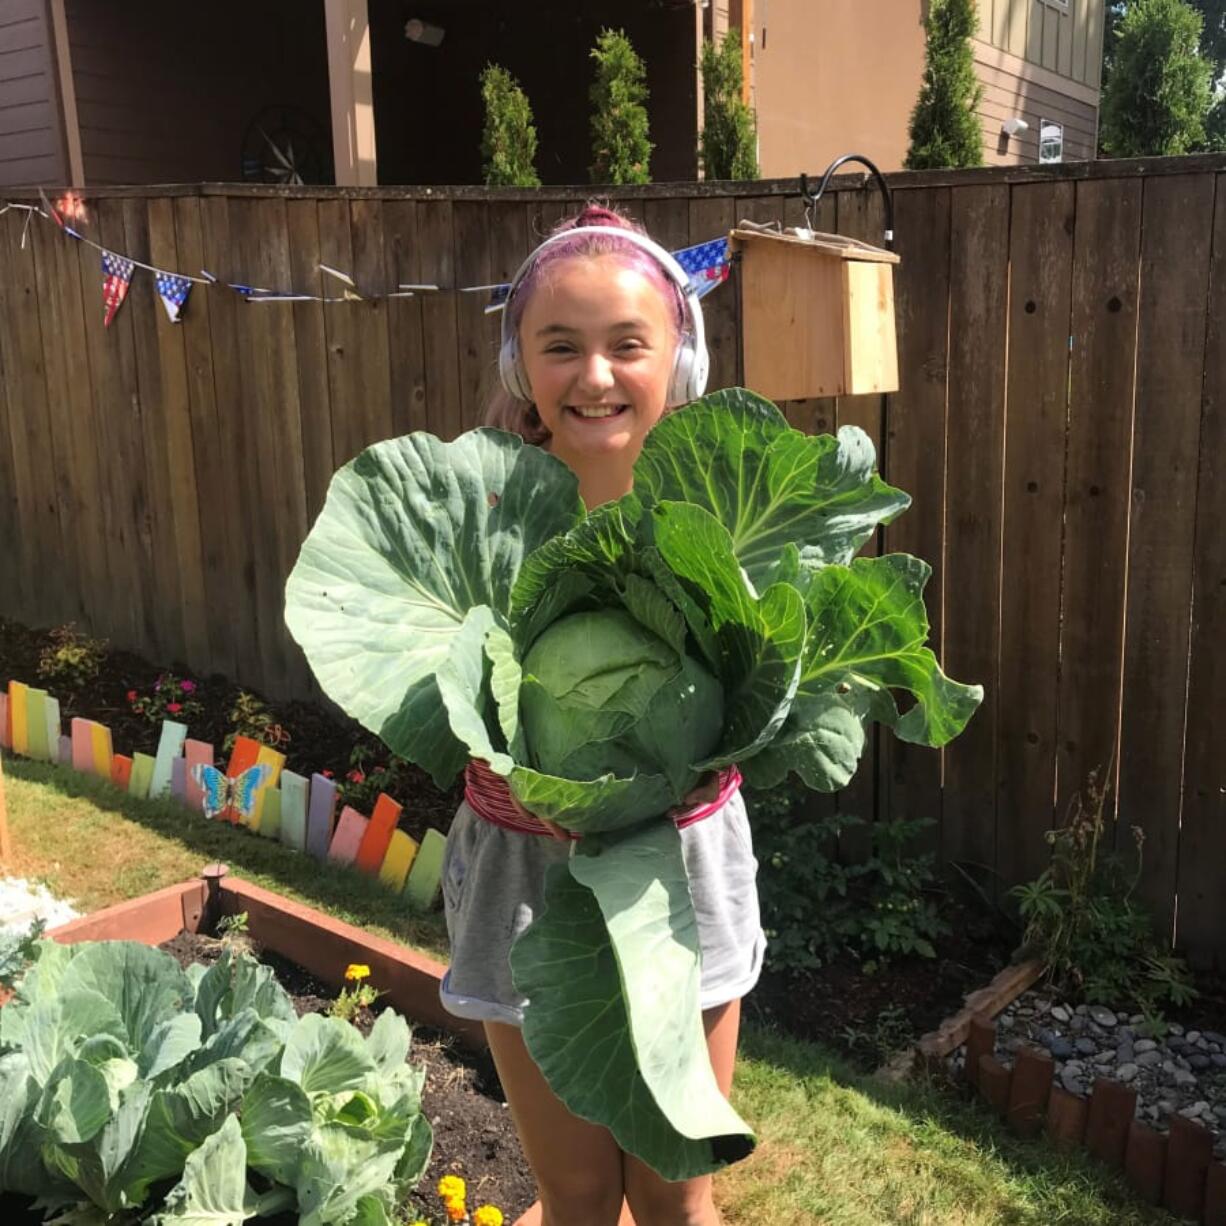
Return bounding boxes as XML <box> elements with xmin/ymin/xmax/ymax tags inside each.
<box><xmin>285</xmin><ymin>388</ymin><xmax>983</xmax><ymax>1181</ymax></box>
<box><xmin>0</xmin><ymin>940</ymin><xmax>432</xmax><ymax>1223</ymax></box>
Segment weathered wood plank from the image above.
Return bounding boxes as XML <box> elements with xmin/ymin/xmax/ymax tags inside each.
<box><xmin>453</xmin><ymin>200</ymin><xmax>496</xmax><ymax>433</ymax></box>
<box><xmin>688</xmin><ymin>196</ymin><xmax>737</xmax><ymax>393</ymax></box>
<box><xmin>416</xmin><ymin>200</ymin><xmax>462</xmax><ymax>440</ymax></box>
<box><xmin>381</xmin><ymin>200</ymin><xmax>428</xmax><ymax>439</ymax></box>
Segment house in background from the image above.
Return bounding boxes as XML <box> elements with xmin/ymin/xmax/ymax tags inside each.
<box><xmin>0</xmin><ymin>0</ymin><xmax>1104</xmax><ymax>192</ymax></box>
<box><xmin>722</xmin><ymin>0</ymin><xmax>1105</xmax><ymax>174</ymax></box>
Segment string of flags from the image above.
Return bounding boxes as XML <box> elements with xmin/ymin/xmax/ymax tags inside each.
<box><xmin>0</xmin><ymin>192</ymin><xmax>733</xmax><ymax>330</ymax></box>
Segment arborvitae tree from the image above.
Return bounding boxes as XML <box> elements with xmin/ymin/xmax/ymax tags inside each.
<box><xmin>699</xmin><ymin>29</ymin><xmax>759</xmax><ymax>180</ymax></box>
<box><xmin>1101</xmin><ymin>0</ymin><xmax>1213</xmax><ymax>156</ymax></box>
<box><xmin>904</xmin><ymin>0</ymin><xmax>985</xmax><ymax>170</ymax></box>
<box><xmin>589</xmin><ymin>28</ymin><xmax>653</xmax><ymax>185</ymax></box>
<box><xmin>480</xmin><ymin>64</ymin><xmax>541</xmax><ymax>187</ymax></box>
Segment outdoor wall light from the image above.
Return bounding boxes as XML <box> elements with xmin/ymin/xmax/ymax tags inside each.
<box><xmin>405</xmin><ymin>18</ymin><xmax>445</xmax><ymax>46</ymax></box>
<box><xmin>1001</xmin><ymin>116</ymin><xmax>1029</xmax><ymax>137</ymax></box>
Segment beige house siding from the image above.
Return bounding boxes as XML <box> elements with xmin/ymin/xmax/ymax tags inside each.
<box><xmin>0</xmin><ymin>0</ymin><xmax>67</xmax><ymax>187</ymax></box>
<box><xmin>753</xmin><ymin>0</ymin><xmax>926</xmax><ymax>176</ymax></box>
<box><xmin>982</xmin><ymin>0</ymin><xmax>1103</xmax><ymax>89</ymax></box>
<box><xmin>974</xmin><ymin>38</ymin><xmax>1099</xmax><ymax>164</ymax></box>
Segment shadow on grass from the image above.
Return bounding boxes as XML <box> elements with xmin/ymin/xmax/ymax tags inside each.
<box><xmin>4</xmin><ymin>754</ymin><xmax>450</xmax><ymax>960</ymax></box>
<box><xmin>736</xmin><ymin>1021</ymin><xmax>1183</xmax><ymax>1226</ymax></box>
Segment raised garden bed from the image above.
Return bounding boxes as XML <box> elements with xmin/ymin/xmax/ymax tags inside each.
<box><xmin>35</xmin><ymin>867</ymin><xmax>542</xmax><ymax>1225</ymax></box>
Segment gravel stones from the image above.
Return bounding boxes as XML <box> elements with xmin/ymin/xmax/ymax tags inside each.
<box><xmin>1117</xmin><ymin>1063</ymin><xmax>1139</xmax><ymax>1083</ymax></box>
<box><xmin>1088</xmin><ymin>1005</ymin><xmax>1118</xmax><ymax>1028</ymax></box>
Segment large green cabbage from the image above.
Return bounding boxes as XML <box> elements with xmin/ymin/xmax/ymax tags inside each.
<box><xmin>285</xmin><ymin>388</ymin><xmax>983</xmax><ymax>1180</ymax></box>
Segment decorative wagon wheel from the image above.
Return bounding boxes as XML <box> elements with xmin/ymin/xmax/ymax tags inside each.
<box><xmin>240</xmin><ymin>105</ymin><xmax>333</xmax><ymax>185</ymax></box>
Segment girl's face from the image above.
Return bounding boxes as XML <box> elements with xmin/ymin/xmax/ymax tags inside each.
<box><xmin>517</xmin><ymin>254</ymin><xmax>677</xmax><ymax>497</ymax></box>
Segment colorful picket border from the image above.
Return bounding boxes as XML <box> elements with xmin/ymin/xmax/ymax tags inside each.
<box><xmin>1</xmin><ymin>678</ymin><xmax>448</xmax><ymax>910</ymax></box>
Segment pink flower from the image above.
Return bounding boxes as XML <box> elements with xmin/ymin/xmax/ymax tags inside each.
<box><xmin>126</xmin><ymin>689</ymin><xmax>138</xmax><ymax>703</ymax></box>
<box><xmin>180</xmin><ymin>680</ymin><xmax>196</xmax><ymax>693</ymax></box>
<box><xmin>347</xmin><ymin>769</ymin><xmax>365</xmax><ymax>784</ymax></box>
<box><xmin>166</xmin><ymin>702</ymin><xmax>182</xmax><ymax>714</ymax></box>
<box><xmin>321</xmin><ymin>768</ymin><xmax>335</xmax><ymax>779</ymax></box>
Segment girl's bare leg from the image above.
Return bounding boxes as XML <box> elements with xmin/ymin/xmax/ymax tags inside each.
<box><xmin>484</xmin><ymin>1019</ymin><xmax>627</xmax><ymax>1226</ymax></box>
<box><xmin>621</xmin><ymin>998</ymin><xmax>741</xmax><ymax>1226</ymax></box>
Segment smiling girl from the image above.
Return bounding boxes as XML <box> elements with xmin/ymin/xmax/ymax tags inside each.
<box><xmin>439</xmin><ymin>204</ymin><xmax>765</xmax><ymax>1226</ymax></box>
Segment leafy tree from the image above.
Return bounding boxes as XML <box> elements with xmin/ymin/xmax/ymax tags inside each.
<box><xmin>699</xmin><ymin>29</ymin><xmax>759</xmax><ymax>180</ymax></box>
<box><xmin>904</xmin><ymin>0</ymin><xmax>984</xmax><ymax>170</ymax></box>
<box><xmin>1100</xmin><ymin>0</ymin><xmax>1213</xmax><ymax>156</ymax></box>
<box><xmin>479</xmin><ymin>64</ymin><xmax>541</xmax><ymax>187</ymax></box>
<box><xmin>589</xmin><ymin>28</ymin><xmax>653</xmax><ymax>184</ymax></box>
<box><xmin>1105</xmin><ymin>0</ymin><xmax>1224</xmax><ymax>83</ymax></box>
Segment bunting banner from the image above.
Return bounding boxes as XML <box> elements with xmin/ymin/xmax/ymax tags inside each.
<box><xmin>3</xmin><ymin>192</ymin><xmax>737</xmax><ymax>325</ymax></box>
<box><xmin>155</xmin><ymin>271</ymin><xmax>192</xmax><ymax>323</ymax></box>
<box><xmin>674</xmin><ymin>236</ymin><xmax>732</xmax><ymax>299</ymax></box>
<box><xmin>101</xmin><ymin>250</ymin><xmax>135</xmax><ymax>327</ymax></box>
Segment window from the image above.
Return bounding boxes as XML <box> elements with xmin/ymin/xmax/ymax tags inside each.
<box><xmin>1039</xmin><ymin>119</ymin><xmax>1064</xmax><ymax>163</ymax></box>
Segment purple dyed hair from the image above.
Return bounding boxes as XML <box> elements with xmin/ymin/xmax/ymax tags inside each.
<box><xmin>484</xmin><ymin>203</ymin><xmax>688</xmax><ymax>445</ymax></box>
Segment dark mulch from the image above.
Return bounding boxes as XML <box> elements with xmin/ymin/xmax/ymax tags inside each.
<box><xmin>159</xmin><ymin>929</ymin><xmax>536</xmax><ymax>1223</ymax></box>
<box><xmin>747</xmin><ymin>891</ymin><xmax>1016</xmax><ymax>1070</ymax></box>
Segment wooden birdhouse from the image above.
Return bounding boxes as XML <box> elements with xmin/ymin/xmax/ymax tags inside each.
<box><xmin>730</xmin><ymin>227</ymin><xmax>900</xmax><ymax>401</ymax></box>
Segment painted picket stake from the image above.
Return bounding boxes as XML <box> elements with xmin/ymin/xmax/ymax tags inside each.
<box><xmin>25</xmin><ymin>689</ymin><xmax>49</xmax><ymax>761</ymax></box>
<box><xmin>0</xmin><ymin>692</ymin><xmax>9</xmax><ymax>749</ymax></box>
<box><xmin>355</xmin><ymin>794</ymin><xmax>402</xmax><ymax>875</ymax></box>
<box><xmin>279</xmin><ymin>770</ymin><xmax>309</xmax><ymax>852</ymax></box>
<box><xmin>378</xmin><ymin>830</ymin><xmax>419</xmax><ymax>892</ymax></box>
<box><xmin>128</xmin><ymin>752</ymin><xmax>155</xmax><ymax>799</ymax></box>
<box><xmin>328</xmin><ymin>806</ymin><xmax>368</xmax><ymax>865</ymax></box>
<box><xmin>9</xmin><ymin>682</ymin><xmax>29</xmax><ymax>756</ymax></box>
<box><xmin>149</xmin><ymin>720</ymin><xmax>188</xmax><ymax>799</ymax></box>
<box><xmin>404</xmin><ymin>828</ymin><xmax>447</xmax><ymax>910</ymax></box>
<box><xmin>305</xmin><ymin>774</ymin><xmax>338</xmax><ymax>860</ymax></box>
<box><xmin>170</xmin><ymin>757</ymin><xmax>187</xmax><ymax>802</ymax></box>
<box><xmin>89</xmin><ymin>723</ymin><xmax>113</xmax><ymax>779</ymax></box>
<box><xmin>258</xmin><ymin>788</ymin><xmax>282</xmax><ymax>839</ymax></box>
<box><xmin>184</xmin><ymin>740</ymin><xmax>212</xmax><ymax>812</ymax></box>
<box><xmin>248</xmin><ymin>744</ymin><xmax>286</xmax><ymax>832</ymax></box>
<box><xmin>44</xmin><ymin>696</ymin><xmax>61</xmax><ymax>759</ymax></box>
<box><xmin>71</xmin><ymin>717</ymin><xmax>95</xmax><ymax>773</ymax></box>
<box><xmin>110</xmin><ymin>754</ymin><xmax>133</xmax><ymax>790</ymax></box>
<box><xmin>57</xmin><ymin>734</ymin><xmax>72</xmax><ymax>765</ymax></box>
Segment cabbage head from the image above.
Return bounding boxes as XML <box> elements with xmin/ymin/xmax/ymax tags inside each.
<box><xmin>520</xmin><ymin>608</ymin><xmax>724</xmax><ymax>796</ymax></box>
<box><xmin>284</xmin><ymin>388</ymin><xmax>983</xmax><ymax>1185</ymax></box>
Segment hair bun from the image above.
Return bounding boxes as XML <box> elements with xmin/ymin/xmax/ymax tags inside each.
<box><xmin>554</xmin><ymin>202</ymin><xmax>642</xmax><ymax>235</ymax></box>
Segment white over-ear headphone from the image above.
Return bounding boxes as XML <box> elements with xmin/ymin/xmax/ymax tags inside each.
<box><xmin>497</xmin><ymin>225</ymin><xmax>710</xmax><ymax>407</ymax></box>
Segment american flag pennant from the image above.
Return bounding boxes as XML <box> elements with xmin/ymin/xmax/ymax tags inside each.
<box><xmin>488</xmin><ymin>282</ymin><xmax>511</xmax><ymax>309</ymax></box>
<box><xmin>155</xmin><ymin>271</ymin><xmax>191</xmax><ymax>323</ymax></box>
<box><xmin>39</xmin><ymin>187</ymin><xmax>81</xmax><ymax>239</ymax></box>
<box><xmin>101</xmin><ymin>250</ymin><xmax>135</xmax><ymax>327</ymax></box>
<box><xmin>672</xmin><ymin>237</ymin><xmax>731</xmax><ymax>299</ymax></box>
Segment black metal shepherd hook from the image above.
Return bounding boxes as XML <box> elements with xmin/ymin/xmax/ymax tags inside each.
<box><xmin>799</xmin><ymin>153</ymin><xmax>895</xmax><ymax>252</ymax></box>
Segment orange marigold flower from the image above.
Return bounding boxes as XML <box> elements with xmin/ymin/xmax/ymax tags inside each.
<box><xmin>437</xmin><ymin>1174</ymin><xmax>467</xmax><ymax>1202</ymax></box>
<box><xmin>344</xmin><ymin>963</ymin><xmax>371</xmax><ymax>982</ymax></box>
<box><xmin>445</xmin><ymin>1200</ymin><xmax>466</xmax><ymax>1222</ymax></box>
<box><xmin>473</xmin><ymin>1206</ymin><xmax>504</xmax><ymax>1226</ymax></box>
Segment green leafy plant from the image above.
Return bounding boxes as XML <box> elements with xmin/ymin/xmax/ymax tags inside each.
<box><xmin>1011</xmin><ymin>767</ymin><xmax>1197</xmax><ymax>1015</ymax></box>
<box><xmin>36</xmin><ymin>623</ymin><xmax>106</xmax><ymax>690</ymax></box>
<box><xmin>480</xmin><ymin>64</ymin><xmax>541</xmax><ymax>187</ymax></box>
<box><xmin>839</xmin><ymin>1004</ymin><xmax>915</xmax><ymax>1069</ymax></box>
<box><xmin>0</xmin><ymin>917</ymin><xmax>47</xmax><ymax>990</ymax></box>
<box><xmin>329</xmin><ymin>963</ymin><xmax>382</xmax><ymax>1025</ymax></box>
<box><xmin>904</xmin><ymin>0</ymin><xmax>984</xmax><ymax>170</ymax></box>
<box><xmin>340</xmin><ymin>738</ymin><xmax>412</xmax><ymax>813</ymax></box>
<box><xmin>0</xmin><ymin>938</ymin><xmax>432</xmax><ymax>1223</ymax></box>
<box><xmin>1101</xmin><ymin>0</ymin><xmax>1213</xmax><ymax>156</ymax></box>
<box><xmin>748</xmin><ymin>781</ymin><xmax>948</xmax><ymax>974</ymax></box>
<box><xmin>589</xmin><ymin>27</ymin><xmax>653</xmax><ymax>184</ymax></box>
<box><xmin>699</xmin><ymin>29</ymin><xmax>759</xmax><ymax>180</ymax></box>
<box><xmin>126</xmin><ymin>673</ymin><xmax>204</xmax><ymax>726</ymax></box>
<box><xmin>285</xmin><ymin>387</ymin><xmax>982</xmax><ymax>1181</ymax></box>
<box><xmin>223</xmin><ymin>689</ymin><xmax>292</xmax><ymax>755</ymax></box>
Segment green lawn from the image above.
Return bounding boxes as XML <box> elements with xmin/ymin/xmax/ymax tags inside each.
<box><xmin>0</xmin><ymin>754</ymin><xmax>1180</xmax><ymax>1225</ymax></box>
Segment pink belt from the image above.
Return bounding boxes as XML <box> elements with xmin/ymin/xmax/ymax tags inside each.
<box><xmin>464</xmin><ymin>759</ymin><xmax>742</xmax><ymax>839</ymax></box>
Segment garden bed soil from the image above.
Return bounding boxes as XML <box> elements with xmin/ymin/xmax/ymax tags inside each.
<box><xmin>159</xmin><ymin>929</ymin><xmax>537</xmax><ymax>1224</ymax></box>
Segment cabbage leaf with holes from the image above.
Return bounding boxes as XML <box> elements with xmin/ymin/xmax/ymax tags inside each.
<box><xmin>285</xmin><ymin>387</ymin><xmax>982</xmax><ymax>1180</ymax></box>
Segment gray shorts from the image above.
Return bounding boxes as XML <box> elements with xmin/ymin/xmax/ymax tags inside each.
<box><xmin>439</xmin><ymin>789</ymin><xmax>766</xmax><ymax>1027</ymax></box>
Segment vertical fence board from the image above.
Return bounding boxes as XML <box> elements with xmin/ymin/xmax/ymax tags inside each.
<box><xmin>941</xmin><ymin>184</ymin><xmax>1010</xmax><ymax>874</ymax></box>
<box><xmin>318</xmin><ymin>198</ymin><xmax>363</xmax><ymax>465</ymax></box>
<box><xmin>417</xmin><ymin>200</ymin><xmax>462</xmax><ymax>441</ymax></box>
<box><xmin>1056</xmin><ymin>178</ymin><xmax>1142</xmax><ymax>837</ymax></box>
<box><xmin>453</xmin><ymin>200</ymin><xmax>495</xmax><ymax>434</ymax></box>
<box><xmin>1116</xmin><ymin>174</ymin><xmax>1215</xmax><ymax>937</ymax></box>
<box><xmin>381</xmin><ymin>200</ymin><xmax>428</xmax><ymax>439</ymax></box>
<box><xmin>348</xmin><ymin>197</ymin><xmax>395</xmax><ymax>449</ymax></box>
<box><xmin>146</xmin><ymin>196</ymin><xmax>210</xmax><ymax>671</ymax></box>
<box><xmin>283</xmin><ymin>199</ymin><xmax>334</xmax><ymax>526</ymax></box>
<box><xmin>689</xmin><ymin>196</ymin><xmax>737</xmax><ymax>392</ymax></box>
<box><xmin>0</xmin><ymin>213</ymin><xmax>65</xmax><ymax>627</ymax></box>
<box><xmin>880</xmin><ymin>185</ymin><xmax>951</xmax><ymax>858</ymax></box>
<box><xmin>1176</xmin><ymin>172</ymin><xmax>1226</xmax><ymax>967</ymax></box>
<box><xmin>995</xmin><ymin>180</ymin><xmax>1074</xmax><ymax>890</ymax></box>
<box><xmin>197</xmin><ymin>196</ymin><xmax>263</xmax><ymax>688</ymax></box>
<box><xmin>172</xmin><ymin>197</ymin><xmax>238</xmax><ymax>678</ymax></box>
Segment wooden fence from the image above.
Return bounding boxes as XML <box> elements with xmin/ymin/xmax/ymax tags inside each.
<box><xmin>0</xmin><ymin>156</ymin><xmax>1223</xmax><ymax>963</ymax></box>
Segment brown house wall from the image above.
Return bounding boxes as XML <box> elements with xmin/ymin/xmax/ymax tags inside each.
<box><xmin>65</xmin><ymin>0</ymin><xmax>331</xmax><ymax>185</ymax></box>
<box><xmin>976</xmin><ymin>56</ymin><xmax>1098</xmax><ymax>164</ymax></box>
<box><xmin>0</xmin><ymin>0</ymin><xmax>67</xmax><ymax>187</ymax></box>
